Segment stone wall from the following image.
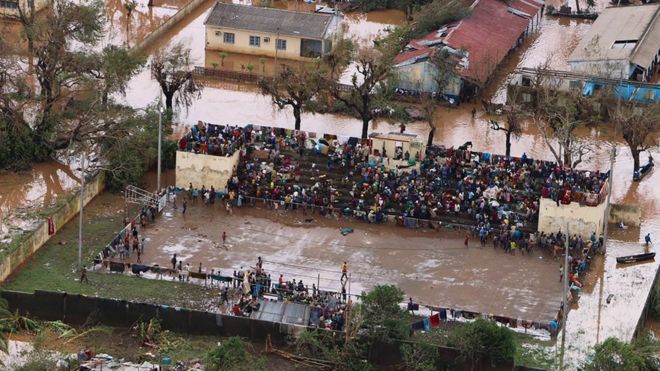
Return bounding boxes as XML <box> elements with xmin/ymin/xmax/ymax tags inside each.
<box><xmin>608</xmin><ymin>203</ymin><xmax>641</xmax><ymax>227</ymax></box>
<box><xmin>0</xmin><ymin>173</ymin><xmax>106</xmax><ymax>282</ymax></box>
<box><xmin>538</xmin><ymin>197</ymin><xmax>608</xmax><ymax>237</ymax></box>
<box><xmin>175</xmin><ymin>151</ymin><xmax>240</xmax><ymax>191</ymax></box>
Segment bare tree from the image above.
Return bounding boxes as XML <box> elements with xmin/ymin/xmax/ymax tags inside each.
<box><xmin>151</xmin><ymin>42</ymin><xmax>204</xmax><ymax>122</ymax></box>
<box><xmin>614</xmin><ymin>102</ymin><xmax>660</xmax><ymax>172</ymax></box>
<box><xmin>329</xmin><ymin>47</ymin><xmax>392</xmax><ymax>139</ymax></box>
<box><xmin>488</xmin><ymin>113</ymin><xmax>522</xmax><ymax>158</ymax></box>
<box><xmin>258</xmin><ymin>64</ymin><xmax>323</xmax><ymax>131</ymax></box>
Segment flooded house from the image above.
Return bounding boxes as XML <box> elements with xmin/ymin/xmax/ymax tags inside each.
<box><xmin>392</xmin><ymin>0</ymin><xmax>543</xmax><ymax>104</ymax></box>
<box><xmin>567</xmin><ymin>3</ymin><xmax>660</xmax><ymax>82</ymax></box>
<box><xmin>508</xmin><ymin>4</ymin><xmax>660</xmax><ymax>106</ymax></box>
<box><xmin>203</xmin><ymin>2</ymin><xmax>342</xmax><ymax>61</ymax></box>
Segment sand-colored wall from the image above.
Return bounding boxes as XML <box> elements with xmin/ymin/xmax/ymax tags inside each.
<box><xmin>205</xmin><ymin>26</ymin><xmax>319</xmax><ymax>61</ymax></box>
<box><xmin>0</xmin><ymin>172</ymin><xmax>105</xmax><ymax>282</ymax></box>
<box><xmin>175</xmin><ymin>151</ymin><xmax>240</xmax><ymax>191</ymax></box>
<box><xmin>538</xmin><ymin>197</ymin><xmax>607</xmax><ymax>237</ymax></box>
<box><xmin>608</xmin><ymin>203</ymin><xmax>641</xmax><ymax>227</ymax></box>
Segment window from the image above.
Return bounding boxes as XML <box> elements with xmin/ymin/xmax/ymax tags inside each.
<box><xmin>215</xmin><ymin>31</ymin><xmax>221</xmax><ymax>36</ymax></box>
<box><xmin>611</xmin><ymin>40</ymin><xmax>638</xmax><ymax>49</ymax></box>
<box><xmin>223</xmin><ymin>32</ymin><xmax>235</xmax><ymax>44</ymax></box>
<box><xmin>0</xmin><ymin>0</ymin><xmax>18</xmax><ymax>8</ymax></box>
<box><xmin>276</xmin><ymin>39</ymin><xmax>287</xmax><ymax>51</ymax></box>
<box><xmin>249</xmin><ymin>36</ymin><xmax>261</xmax><ymax>47</ymax></box>
<box><xmin>522</xmin><ymin>93</ymin><xmax>532</xmax><ymax>103</ymax></box>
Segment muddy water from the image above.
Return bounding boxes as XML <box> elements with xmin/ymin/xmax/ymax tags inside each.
<box><xmin>133</xmin><ymin>202</ymin><xmax>562</xmax><ymax>321</ymax></box>
<box><xmin>120</xmin><ymin>1</ymin><xmax>406</xmax><ymax>131</ymax></box>
<box><xmin>0</xmin><ymin>162</ymin><xmax>81</xmax><ymax>236</ymax></box>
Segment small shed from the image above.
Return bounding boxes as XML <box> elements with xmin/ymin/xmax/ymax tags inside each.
<box><xmin>369</xmin><ymin>132</ymin><xmax>426</xmax><ymax>162</ymax></box>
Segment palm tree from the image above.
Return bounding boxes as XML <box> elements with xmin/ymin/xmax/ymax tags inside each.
<box><xmin>218</xmin><ymin>51</ymin><xmax>228</xmax><ymax>67</ymax></box>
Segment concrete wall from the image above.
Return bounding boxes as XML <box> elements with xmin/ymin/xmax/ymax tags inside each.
<box><xmin>609</xmin><ymin>203</ymin><xmax>641</xmax><ymax>227</ymax></box>
<box><xmin>0</xmin><ymin>173</ymin><xmax>105</xmax><ymax>282</ymax></box>
<box><xmin>175</xmin><ymin>151</ymin><xmax>240</xmax><ymax>191</ymax></box>
<box><xmin>538</xmin><ymin>197</ymin><xmax>607</xmax><ymax>237</ymax></box>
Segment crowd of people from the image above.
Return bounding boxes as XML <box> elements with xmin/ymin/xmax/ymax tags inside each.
<box><xmin>217</xmin><ymin>125</ymin><xmax>608</xmax><ymax>233</ymax></box>
<box><xmin>178</xmin><ymin>122</ymin><xmax>251</xmax><ymax>157</ymax></box>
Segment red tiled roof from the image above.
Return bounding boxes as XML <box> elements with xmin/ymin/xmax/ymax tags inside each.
<box><xmin>394</xmin><ymin>0</ymin><xmax>542</xmax><ymax>84</ymax></box>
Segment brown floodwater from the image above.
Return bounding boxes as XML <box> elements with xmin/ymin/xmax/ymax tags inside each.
<box><xmin>0</xmin><ymin>161</ymin><xmax>81</xmax><ymax>236</ymax></box>
<box><xmin>3</xmin><ymin>0</ymin><xmax>658</xmax><ymax>363</ymax></box>
<box><xmin>127</xmin><ymin>201</ymin><xmax>563</xmax><ymax>322</ymax></box>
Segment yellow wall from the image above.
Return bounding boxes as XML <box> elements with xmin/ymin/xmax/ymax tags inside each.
<box><xmin>205</xmin><ymin>26</ymin><xmax>314</xmax><ymax>61</ymax></box>
<box><xmin>538</xmin><ymin>197</ymin><xmax>608</xmax><ymax>238</ymax></box>
<box><xmin>175</xmin><ymin>151</ymin><xmax>241</xmax><ymax>192</ymax></box>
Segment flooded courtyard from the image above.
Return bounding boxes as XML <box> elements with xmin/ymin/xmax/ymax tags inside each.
<box><xmin>135</xmin><ymin>202</ymin><xmax>563</xmax><ymax>322</ymax></box>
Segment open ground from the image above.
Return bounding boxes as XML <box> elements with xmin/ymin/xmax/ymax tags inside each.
<box><xmin>133</xmin><ymin>197</ymin><xmax>563</xmax><ymax>322</ymax></box>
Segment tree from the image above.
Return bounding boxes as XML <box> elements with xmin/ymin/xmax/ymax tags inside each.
<box><xmin>532</xmin><ymin>75</ymin><xmax>591</xmax><ymax>168</ymax></box>
<box><xmin>124</xmin><ymin>0</ymin><xmax>138</xmax><ymax>47</ymax></box>
<box><xmin>218</xmin><ymin>51</ymin><xmax>228</xmax><ymax>67</ymax></box>
<box><xmin>0</xmin><ymin>298</ymin><xmax>11</xmax><ymax>365</ymax></box>
<box><xmin>329</xmin><ymin>47</ymin><xmax>392</xmax><ymax>139</ymax></box>
<box><xmin>258</xmin><ymin>64</ymin><xmax>324</xmax><ymax>130</ymax></box>
<box><xmin>614</xmin><ymin>102</ymin><xmax>660</xmax><ymax>172</ymax></box>
<box><xmin>448</xmin><ymin>318</ymin><xmax>517</xmax><ymax>369</ymax></box>
<box><xmin>1</xmin><ymin>0</ymin><xmax>147</xmax><ymax>168</ymax></box>
<box><xmin>357</xmin><ymin>284</ymin><xmax>409</xmax><ymax>342</ymax></box>
<box><xmin>488</xmin><ymin>112</ymin><xmax>522</xmax><ymax>158</ymax></box>
<box><xmin>420</xmin><ymin>97</ymin><xmax>438</xmax><ymax>147</ymax></box>
<box><xmin>205</xmin><ymin>337</ymin><xmax>265</xmax><ymax>371</ymax></box>
<box><xmin>586</xmin><ymin>337</ymin><xmax>656</xmax><ymax>371</ymax></box>
<box><xmin>151</xmin><ymin>42</ymin><xmax>204</xmax><ymax>122</ymax></box>
<box><xmin>90</xmin><ymin>45</ymin><xmax>146</xmax><ymax>106</ymax></box>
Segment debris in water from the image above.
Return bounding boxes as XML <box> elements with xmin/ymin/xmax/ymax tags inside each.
<box><xmin>606</xmin><ymin>294</ymin><xmax>614</xmax><ymax>304</ymax></box>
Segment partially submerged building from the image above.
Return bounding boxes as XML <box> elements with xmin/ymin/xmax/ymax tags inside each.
<box><xmin>567</xmin><ymin>4</ymin><xmax>660</xmax><ymax>82</ymax></box>
<box><xmin>393</xmin><ymin>0</ymin><xmax>543</xmax><ymax>103</ymax></box>
<box><xmin>204</xmin><ymin>2</ymin><xmax>341</xmax><ymax>61</ymax></box>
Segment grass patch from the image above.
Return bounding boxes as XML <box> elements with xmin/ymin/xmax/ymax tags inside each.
<box><xmin>514</xmin><ymin>335</ymin><xmax>556</xmax><ymax>370</ymax></box>
<box><xmin>2</xmin><ymin>192</ymin><xmax>217</xmax><ymax>310</ymax></box>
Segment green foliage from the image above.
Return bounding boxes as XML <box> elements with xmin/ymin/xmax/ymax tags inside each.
<box><xmin>586</xmin><ymin>337</ymin><xmax>657</xmax><ymax>371</ymax></box>
<box><xmin>294</xmin><ymin>330</ymin><xmax>374</xmax><ymax>370</ymax></box>
<box><xmin>205</xmin><ymin>337</ymin><xmax>265</xmax><ymax>371</ymax></box>
<box><xmin>401</xmin><ymin>341</ymin><xmax>441</xmax><ymax>371</ymax></box>
<box><xmin>448</xmin><ymin>318</ymin><xmax>517</xmax><ymax>368</ymax></box>
<box><xmin>358</xmin><ymin>284</ymin><xmax>409</xmax><ymax>342</ymax></box>
<box><xmin>411</xmin><ymin>0</ymin><xmax>471</xmax><ymax>38</ymax></box>
<box><xmin>104</xmin><ymin>106</ymin><xmax>175</xmax><ymax>190</ymax></box>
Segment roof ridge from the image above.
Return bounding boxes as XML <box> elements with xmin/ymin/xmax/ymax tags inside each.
<box><xmin>212</xmin><ymin>1</ymin><xmax>332</xmax><ymax>18</ymax></box>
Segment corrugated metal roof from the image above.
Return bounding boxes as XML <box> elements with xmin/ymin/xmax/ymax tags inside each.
<box><xmin>444</xmin><ymin>0</ymin><xmax>540</xmax><ymax>82</ymax></box>
<box><xmin>393</xmin><ymin>0</ymin><xmax>541</xmax><ymax>83</ymax></box>
<box><xmin>204</xmin><ymin>2</ymin><xmax>334</xmax><ymax>40</ymax></box>
<box><xmin>568</xmin><ymin>4</ymin><xmax>660</xmax><ymax>66</ymax></box>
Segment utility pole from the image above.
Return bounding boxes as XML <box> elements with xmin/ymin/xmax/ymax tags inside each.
<box><xmin>559</xmin><ymin>223</ymin><xmax>570</xmax><ymax>369</ymax></box>
<box><xmin>157</xmin><ymin>102</ymin><xmax>162</xmax><ymax>193</ymax></box>
<box><xmin>78</xmin><ymin>151</ymin><xmax>86</xmax><ymax>270</ymax></box>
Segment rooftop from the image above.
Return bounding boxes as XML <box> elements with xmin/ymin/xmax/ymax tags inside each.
<box><xmin>393</xmin><ymin>0</ymin><xmax>543</xmax><ymax>84</ymax></box>
<box><xmin>568</xmin><ymin>4</ymin><xmax>660</xmax><ymax>67</ymax></box>
<box><xmin>204</xmin><ymin>2</ymin><xmax>335</xmax><ymax>40</ymax></box>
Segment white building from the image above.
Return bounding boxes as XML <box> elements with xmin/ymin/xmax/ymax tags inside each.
<box><xmin>568</xmin><ymin>4</ymin><xmax>660</xmax><ymax>82</ymax></box>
